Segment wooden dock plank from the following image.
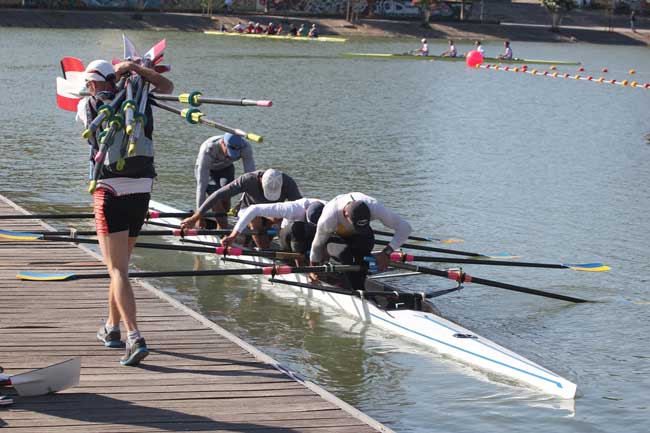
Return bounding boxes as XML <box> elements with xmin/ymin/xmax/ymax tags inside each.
<box><xmin>0</xmin><ymin>194</ymin><xmax>390</xmax><ymax>433</ymax></box>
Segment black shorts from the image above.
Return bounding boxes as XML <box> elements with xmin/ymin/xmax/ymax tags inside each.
<box><xmin>93</xmin><ymin>189</ymin><xmax>150</xmax><ymax>237</ymax></box>
<box><xmin>206</xmin><ymin>164</ymin><xmax>235</xmax><ymax>195</ymax></box>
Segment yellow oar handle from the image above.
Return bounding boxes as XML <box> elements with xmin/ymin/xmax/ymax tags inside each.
<box><xmin>245</xmin><ymin>133</ymin><xmax>262</xmax><ymax>143</ymax></box>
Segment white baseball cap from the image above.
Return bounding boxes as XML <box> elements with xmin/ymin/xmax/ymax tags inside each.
<box><xmin>261</xmin><ymin>169</ymin><xmax>283</xmax><ymax>201</ymax></box>
<box><xmin>84</xmin><ymin>59</ymin><xmax>116</xmax><ymax>82</ymax></box>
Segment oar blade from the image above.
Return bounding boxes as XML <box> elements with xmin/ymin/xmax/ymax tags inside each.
<box><xmin>16</xmin><ymin>271</ymin><xmax>76</xmax><ymax>281</ymax></box>
<box><xmin>0</xmin><ymin>229</ymin><xmax>44</xmax><ymax>241</ymax></box>
<box><xmin>10</xmin><ymin>358</ymin><xmax>81</xmax><ymax>396</ymax></box>
<box><xmin>438</xmin><ymin>238</ymin><xmax>464</xmax><ymax>244</ymax></box>
<box><xmin>565</xmin><ymin>263</ymin><xmax>610</xmax><ymax>272</ymax></box>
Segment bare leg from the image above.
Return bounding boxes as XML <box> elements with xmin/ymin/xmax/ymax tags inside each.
<box><xmin>98</xmin><ymin>231</ymin><xmax>139</xmax><ymax>332</ymax></box>
<box><xmin>211</xmin><ymin>198</ymin><xmax>231</xmax><ymax>230</ymax></box>
<box><xmin>249</xmin><ymin>216</ymin><xmax>271</xmax><ymax>249</ymax></box>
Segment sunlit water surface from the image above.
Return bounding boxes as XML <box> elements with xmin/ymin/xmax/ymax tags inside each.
<box><xmin>1</xmin><ymin>28</ymin><xmax>649</xmax><ymax>432</ymax></box>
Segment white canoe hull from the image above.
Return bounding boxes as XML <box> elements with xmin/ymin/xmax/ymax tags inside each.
<box><xmin>147</xmin><ymin>200</ymin><xmax>577</xmax><ymax>399</ymax></box>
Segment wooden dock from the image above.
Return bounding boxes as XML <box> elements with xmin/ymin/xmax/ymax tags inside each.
<box><xmin>0</xmin><ymin>194</ymin><xmax>391</xmax><ymax>433</ymax></box>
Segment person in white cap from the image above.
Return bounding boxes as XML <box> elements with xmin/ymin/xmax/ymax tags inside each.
<box><xmin>194</xmin><ymin>133</ymin><xmax>255</xmax><ymax>229</ymax></box>
<box><xmin>181</xmin><ymin>169</ymin><xmax>302</xmax><ymax>248</ymax></box>
<box><xmin>308</xmin><ymin>24</ymin><xmax>319</xmax><ymax>38</ymax></box>
<box><xmin>416</xmin><ymin>38</ymin><xmax>429</xmax><ymax>56</ymax></box>
<box><xmin>221</xmin><ymin>198</ymin><xmax>325</xmax><ymax>260</ymax></box>
<box><xmin>82</xmin><ymin>57</ymin><xmax>173</xmax><ymax>367</ymax></box>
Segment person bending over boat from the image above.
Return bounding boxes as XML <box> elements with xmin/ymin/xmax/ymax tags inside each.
<box><xmin>441</xmin><ymin>39</ymin><xmax>457</xmax><ymax>57</ymax></box>
<box><xmin>416</xmin><ymin>38</ymin><xmax>429</xmax><ymax>56</ymax></box>
<box><xmin>266</xmin><ymin>22</ymin><xmax>277</xmax><ymax>35</ymax></box>
<box><xmin>181</xmin><ymin>169</ymin><xmax>302</xmax><ymax>248</ymax></box>
<box><xmin>288</xmin><ymin>23</ymin><xmax>298</xmax><ymax>36</ymax></box>
<box><xmin>232</xmin><ymin>22</ymin><xmax>244</xmax><ymax>33</ymax></box>
<box><xmin>221</xmin><ymin>198</ymin><xmax>325</xmax><ymax>258</ymax></box>
<box><xmin>497</xmin><ymin>41</ymin><xmax>513</xmax><ymax>60</ymax></box>
<box><xmin>81</xmin><ymin>59</ymin><xmax>173</xmax><ymax>366</ymax></box>
<box><xmin>308</xmin><ymin>193</ymin><xmax>412</xmax><ymax>290</ymax></box>
<box><xmin>194</xmin><ymin>133</ymin><xmax>255</xmax><ymax>230</ymax></box>
<box><xmin>308</xmin><ymin>24</ymin><xmax>319</xmax><ymax>38</ymax></box>
<box><xmin>245</xmin><ymin>21</ymin><xmax>255</xmax><ymax>33</ymax></box>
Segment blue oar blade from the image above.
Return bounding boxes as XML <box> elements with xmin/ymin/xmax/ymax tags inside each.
<box><xmin>564</xmin><ymin>263</ymin><xmax>610</xmax><ymax>272</ymax></box>
<box><xmin>0</xmin><ymin>229</ymin><xmax>45</xmax><ymax>241</ymax></box>
<box><xmin>16</xmin><ymin>271</ymin><xmax>76</xmax><ymax>281</ymax></box>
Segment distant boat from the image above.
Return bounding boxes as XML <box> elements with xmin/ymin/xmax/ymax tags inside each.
<box><xmin>205</xmin><ymin>31</ymin><xmax>347</xmax><ymax>43</ymax></box>
<box><xmin>339</xmin><ymin>52</ymin><xmax>581</xmax><ymax>66</ymax></box>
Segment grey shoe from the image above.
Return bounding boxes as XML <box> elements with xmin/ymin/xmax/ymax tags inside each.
<box><xmin>120</xmin><ymin>337</ymin><xmax>149</xmax><ymax>366</ymax></box>
<box><xmin>97</xmin><ymin>326</ymin><xmax>124</xmax><ymax>348</ymax></box>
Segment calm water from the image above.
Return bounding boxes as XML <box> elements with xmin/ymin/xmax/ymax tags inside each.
<box><xmin>1</xmin><ymin>27</ymin><xmax>649</xmax><ymax>432</ymax></box>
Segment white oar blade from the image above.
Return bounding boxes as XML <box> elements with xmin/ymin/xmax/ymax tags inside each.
<box><xmin>10</xmin><ymin>358</ymin><xmax>80</xmax><ymax>396</ymax></box>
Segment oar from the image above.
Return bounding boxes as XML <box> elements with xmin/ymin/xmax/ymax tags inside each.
<box><xmin>373</xmin><ymin>238</ymin><xmax>519</xmax><ymax>259</ymax></box>
<box><xmin>372</xmin><ymin>229</ymin><xmax>463</xmax><ymax>244</ymax></box>
<box><xmin>0</xmin><ymin>209</ymin><xmax>227</xmax><ymax>220</ymax></box>
<box><xmin>150</xmin><ymin>99</ymin><xmax>263</xmax><ymax>143</ymax></box>
<box><xmin>0</xmin><ymin>228</ymin><xmax>274</xmax><ymax>241</ymax></box>
<box><xmin>389</xmin><ymin>262</ymin><xmax>590</xmax><ymax>303</ymax></box>
<box><xmin>0</xmin><ymin>358</ymin><xmax>80</xmax><ymax>397</ymax></box>
<box><xmin>16</xmin><ymin>264</ymin><xmax>360</xmax><ymax>282</ymax></box>
<box><xmin>0</xmin><ymin>231</ymin><xmax>298</xmax><ymax>259</ymax></box>
<box><xmin>387</xmin><ymin>252</ymin><xmax>610</xmax><ymax>272</ymax></box>
<box><xmin>150</xmin><ymin>92</ymin><xmax>272</xmax><ymax>107</ymax></box>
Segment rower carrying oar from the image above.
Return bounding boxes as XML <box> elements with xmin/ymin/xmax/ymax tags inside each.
<box><xmin>385</xmin><ymin>252</ymin><xmax>610</xmax><ymax>272</ymax></box>
<box><xmin>16</xmin><ymin>264</ymin><xmax>361</xmax><ymax>282</ymax></box>
<box><xmin>150</xmin><ymin>98</ymin><xmax>263</xmax><ymax>143</ymax></box>
<box><xmin>389</xmin><ymin>262</ymin><xmax>590</xmax><ymax>303</ymax></box>
<box><xmin>150</xmin><ymin>92</ymin><xmax>272</xmax><ymax>107</ymax></box>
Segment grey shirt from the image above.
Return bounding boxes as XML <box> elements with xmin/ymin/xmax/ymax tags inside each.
<box><xmin>197</xmin><ymin>170</ymin><xmax>302</xmax><ymax>216</ymax></box>
<box><xmin>195</xmin><ymin>135</ymin><xmax>255</xmax><ymax>209</ymax></box>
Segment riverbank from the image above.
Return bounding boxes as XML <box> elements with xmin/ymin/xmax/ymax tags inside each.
<box><xmin>0</xmin><ymin>7</ymin><xmax>649</xmax><ymax>45</ymax></box>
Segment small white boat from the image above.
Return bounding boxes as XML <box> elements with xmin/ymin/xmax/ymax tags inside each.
<box><xmin>147</xmin><ymin>200</ymin><xmax>577</xmax><ymax>399</ymax></box>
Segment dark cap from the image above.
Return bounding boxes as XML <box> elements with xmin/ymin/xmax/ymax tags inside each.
<box><xmin>306</xmin><ymin>201</ymin><xmax>324</xmax><ymax>226</ymax></box>
<box><xmin>347</xmin><ymin>201</ymin><xmax>370</xmax><ymax>230</ymax></box>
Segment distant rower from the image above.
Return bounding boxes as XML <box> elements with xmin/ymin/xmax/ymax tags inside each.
<box><xmin>498</xmin><ymin>41</ymin><xmax>513</xmax><ymax>60</ymax></box>
<box><xmin>441</xmin><ymin>39</ymin><xmax>457</xmax><ymax>57</ymax></box>
<box><xmin>308</xmin><ymin>24</ymin><xmax>319</xmax><ymax>38</ymax></box>
<box><xmin>417</xmin><ymin>38</ymin><xmax>429</xmax><ymax>56</ymax></box>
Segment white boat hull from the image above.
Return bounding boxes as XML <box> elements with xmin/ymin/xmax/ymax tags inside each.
<box><xmin>147</xmin><ymin>200</ymin><xmax>577</xmax><ymax>399</ymax></box>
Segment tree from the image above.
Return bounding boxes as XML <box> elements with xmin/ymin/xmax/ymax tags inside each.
<box><xmin>412</xmin><ymin>0</ymin><xmax>435</xmax><ymax>27</ymax></box>
<box><xmin>541</xmin><ymin>0</ymin><xmax>575</xmax><ymax>32</ymax></box>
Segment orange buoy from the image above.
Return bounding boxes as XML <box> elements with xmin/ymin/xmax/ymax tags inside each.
<box><xmin>550</xmin><ymin>65</ymin><xmax>557</xmax><ymax>70</ymax></box>
<box><xmin>622</xmin><ymin>80</ymin><xmax>629</xmax><ymax>86</ymax></box>
<box><xmin>574</xmin><ymin>74</ymin><xmax>581</xmax><ymax>79</ymax></box>
<box><xmin>631</xmin><ymin>81</ymin><xmax>638</xmax><ymax>87</ymax></box>
<box><xmin>513</xmin><ymin>67</ymin><xmax>519</xmax><ymax>72</ymax></box>
<box><xmin>629</xmin><ymin>69</ymin><xmax>636</xmax><ymax>75</ymax></box>
<box><xmin>552</xmin><ymin>72</ymin><xmax>558</xmax><ymax>77</ymax></box>
<box><xmin>597</xmin><ymin>77</ymin><xmax>604</xmax><ymax>82</ymax></box>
